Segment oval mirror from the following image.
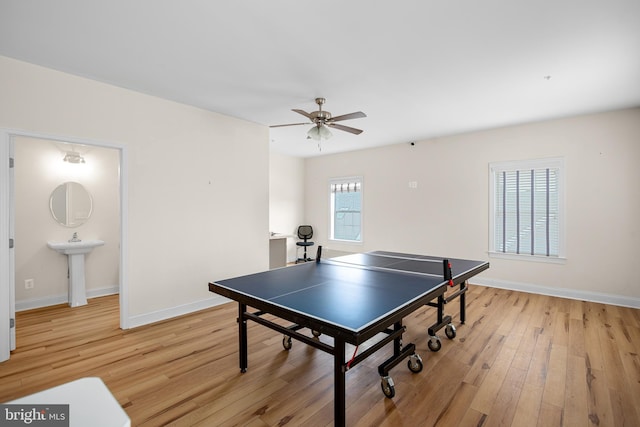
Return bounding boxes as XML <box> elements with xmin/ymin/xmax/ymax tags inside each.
<box><xmin>49</xmin><ymin>182</ymin><xmax>93</xmax><ymax>227</ymax></box>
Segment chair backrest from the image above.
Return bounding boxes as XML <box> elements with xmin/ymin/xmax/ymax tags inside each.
<box><xmin>297</xmin><ymin>225</ymin><xmax>313</xmax><ymax>240</ymax></box>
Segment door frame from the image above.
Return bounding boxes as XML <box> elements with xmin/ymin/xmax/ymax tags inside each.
<box><xmin>0</xmin><ymin>128</ymin><xmax>129</xmax><ymax>362</ymax></box>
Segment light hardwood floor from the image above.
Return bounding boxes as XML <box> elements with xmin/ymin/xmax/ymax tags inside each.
<box><xmin>1</xmin><ymin>285</ymin><xmax>639</xmax><ymax>426</ymax></box>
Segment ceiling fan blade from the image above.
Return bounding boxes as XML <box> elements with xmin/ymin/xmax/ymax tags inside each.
<box><xmin>292</xmin><ymin>109</ymin><xmax>313</xmax><ymax>119</ymax></box>
<box><xmin>330</xmin><ymin>111</ymin><xmax>367</xmax><ymax>122</ymax></box>
<box><xmin>269</xmin><ymin>122</ymin><xmax>309</xmax><ymax>128</ymax></box>
<box><xmin>327</xmin><ymin>123</ymin><xmax>363</xmax><ymax>135</ymax></box>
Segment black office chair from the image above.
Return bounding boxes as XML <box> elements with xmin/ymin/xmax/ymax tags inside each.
<box><xmin>295</xmin><ymin>225</ymin><xmax>314</xmax><ymax>263</ymax></box>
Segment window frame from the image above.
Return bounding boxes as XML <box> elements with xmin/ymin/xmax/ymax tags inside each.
<box><xmin>489</xmin><ymin>157</ymin><xmax>566</xmax><ymax>263</ymax></box>
<box><xmin>328</xmin><ymin>176</ymin><xmax>363</xmax><ymax>244</ymax></box>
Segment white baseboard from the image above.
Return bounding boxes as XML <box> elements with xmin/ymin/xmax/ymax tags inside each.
<box><xmin>16</xmin><ymin>286</ymin><xmax>120</xmax><ymax>312</ymax></box>
<box><xmin>18</xmin><ymin>278</ymin><xmax>637</xmax><ymax>329</ymax></box>
<box><xmin>127</xmin><ymin>294</ymin><xmax>231</xmax><ymax>329</ymax></box>
<box><xmin>17</xmin><ymin>288</ymin><xmax>231</xmax><ymax>329</ymax></box>
<box><xmin>473</xmin><ymin>277</ymin><xmax>640</xmax><ymax>309</ymax></box>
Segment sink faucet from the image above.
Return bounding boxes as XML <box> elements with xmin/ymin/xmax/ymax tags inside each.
<box><xmin>69</xmin><ymin>232</ymin><xmax>82</xmax><ymax>243</ymax></box>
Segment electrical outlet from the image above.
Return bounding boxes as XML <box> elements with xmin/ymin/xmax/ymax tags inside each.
<box><xmin>25</xmin><ymin>279</ymin><xmax>34</xmax><ymax>289</ymax></box>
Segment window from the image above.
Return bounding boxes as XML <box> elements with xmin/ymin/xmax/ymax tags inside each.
<box><xmin>489</xmin><ymin>158</ymin><xmax>564</xmax><ymax>261</ymax></box>
<box><xmin>330</xmin><ymin>177</ymin><xmax>362</xmax><ymax>242</ymax></box>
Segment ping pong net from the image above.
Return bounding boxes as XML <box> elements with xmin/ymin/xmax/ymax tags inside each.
<box><xmin>318</xmin><ymin>247</ymin><xmax>455</xmax><ymax>287</ymax></box>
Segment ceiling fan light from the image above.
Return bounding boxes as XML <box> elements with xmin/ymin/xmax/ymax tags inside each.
<box><xmin>307</xmin><ymin>125</ymin><xmax>332</xmax><ymax>141</ymax></box>
<box><xmin>319</xmin><ymin>125</ymin><xmax>333</xmax><ymax>140</ymax></box>
<box><xmin>307</xmin><ymin>126</ymin><xmax>321</xmax><ymax>140</ymax></box>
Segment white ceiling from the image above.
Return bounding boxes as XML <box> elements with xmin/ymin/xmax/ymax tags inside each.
<box><xmin>1</xmin><ymin>0</ymin><xmax>639</xmax><ymax>158</ymax></box>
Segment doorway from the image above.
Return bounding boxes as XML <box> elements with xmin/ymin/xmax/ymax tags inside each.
<box><xmin>1</xmin><ymin>129</ymin><xmax>129</xmax><ymax>362</ymax></box>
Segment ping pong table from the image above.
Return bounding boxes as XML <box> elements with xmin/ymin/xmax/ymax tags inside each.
<box><xmin>208</xmin><ymin>248</ymin><xmax>488</xmax><ymax>426</ymax></box>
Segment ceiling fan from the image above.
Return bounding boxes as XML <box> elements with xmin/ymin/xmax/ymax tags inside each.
<box><xmin>270</xmin><ymin>98</ymin><xmax>366</xmax><ymax>141</ymax></box>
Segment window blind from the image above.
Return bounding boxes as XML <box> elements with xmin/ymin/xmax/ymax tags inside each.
<box><xmin>494</xmin><ymin>167</ymin><xmax>560</xmax><ymax>257</ymax></box>
<box><xmin>330</xmin><ymin>178</ymin><xmax>362</xmax><ymax>242</ymax></box>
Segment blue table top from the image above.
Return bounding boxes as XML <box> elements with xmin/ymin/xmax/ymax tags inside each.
<box><xmin>212</xmin><ymin>251</ymin><xmax>488</xmax><ymax>332</ymax></box>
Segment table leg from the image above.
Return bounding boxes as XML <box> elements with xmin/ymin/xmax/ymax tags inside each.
<box><xmin>393</xmin><ymin>321</ymin><xmax>402</xmax><ymax>354</ymax></box>
<box><xmin>378</xmin><ymin>321</ymin><xmax>414</xmax><ymax>376</ymax></box>
<box><xmin>238</xmin><ymin>303</ymin><xmax>248</xmax><ymax>373</ymax></box>
<box><xmin>460</xmin><ymin>281</ymin><xmax>467</xmax><ymax>324</ymax></box>
<box><xmin>334</xmin><ymin>337</ymin><xmax>346</xmax><ymax>427</ymax></box>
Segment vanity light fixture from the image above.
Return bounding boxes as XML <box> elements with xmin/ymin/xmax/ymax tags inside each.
<box><xmin>63</xmin><ymin>151</ymin><xmax>86</xmax><ymax>164</ymax></box>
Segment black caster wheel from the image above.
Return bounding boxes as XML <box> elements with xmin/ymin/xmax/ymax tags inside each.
<box><xmin>428</xmin><ymin>336</ymin><xmax>442</xmax><ymax>352</ymax></box>
<box><xmin>282</xmin><ymin>336</ymin><xmax>292</xmax><ymax>350</ymax></box>
<box><xmin>407</xmin><ymin>354</ymin><xmax>423</xmax><ymax>373</ymax></box>
<box><xmin>445</xmin><ymin>324</ymin><xmax>457</xmax><ymax>339</ymax></box>
<box><xmin>381</xmin><ymin>377</ymin><xmax>395</xmax><ymax>398</ymax></box>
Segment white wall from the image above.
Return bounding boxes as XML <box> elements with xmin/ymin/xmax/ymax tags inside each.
<box><xmin>14</xmin><ymin>137</ymin><xmax>120</xmax><ymax>309</ymax></box>
<box><xmin>0</xmin><ymin>55</ymin><xmax>269</xmax><ymax>325</ymax></box>
<box><xmin>269</xmin><ymin>152</ymin><xmax>305</xmax><ymax>262</ymax></box>
<box><xmin>305</xmin><ymin>108</ymin><xmax>640</xmax><ymax>304</ymax></box>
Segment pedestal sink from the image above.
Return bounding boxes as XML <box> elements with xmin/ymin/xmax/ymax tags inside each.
<box><xmin>47</xmin><ymin>240</ymin><xmax>105</xmax><ymax>307</ymax></box>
